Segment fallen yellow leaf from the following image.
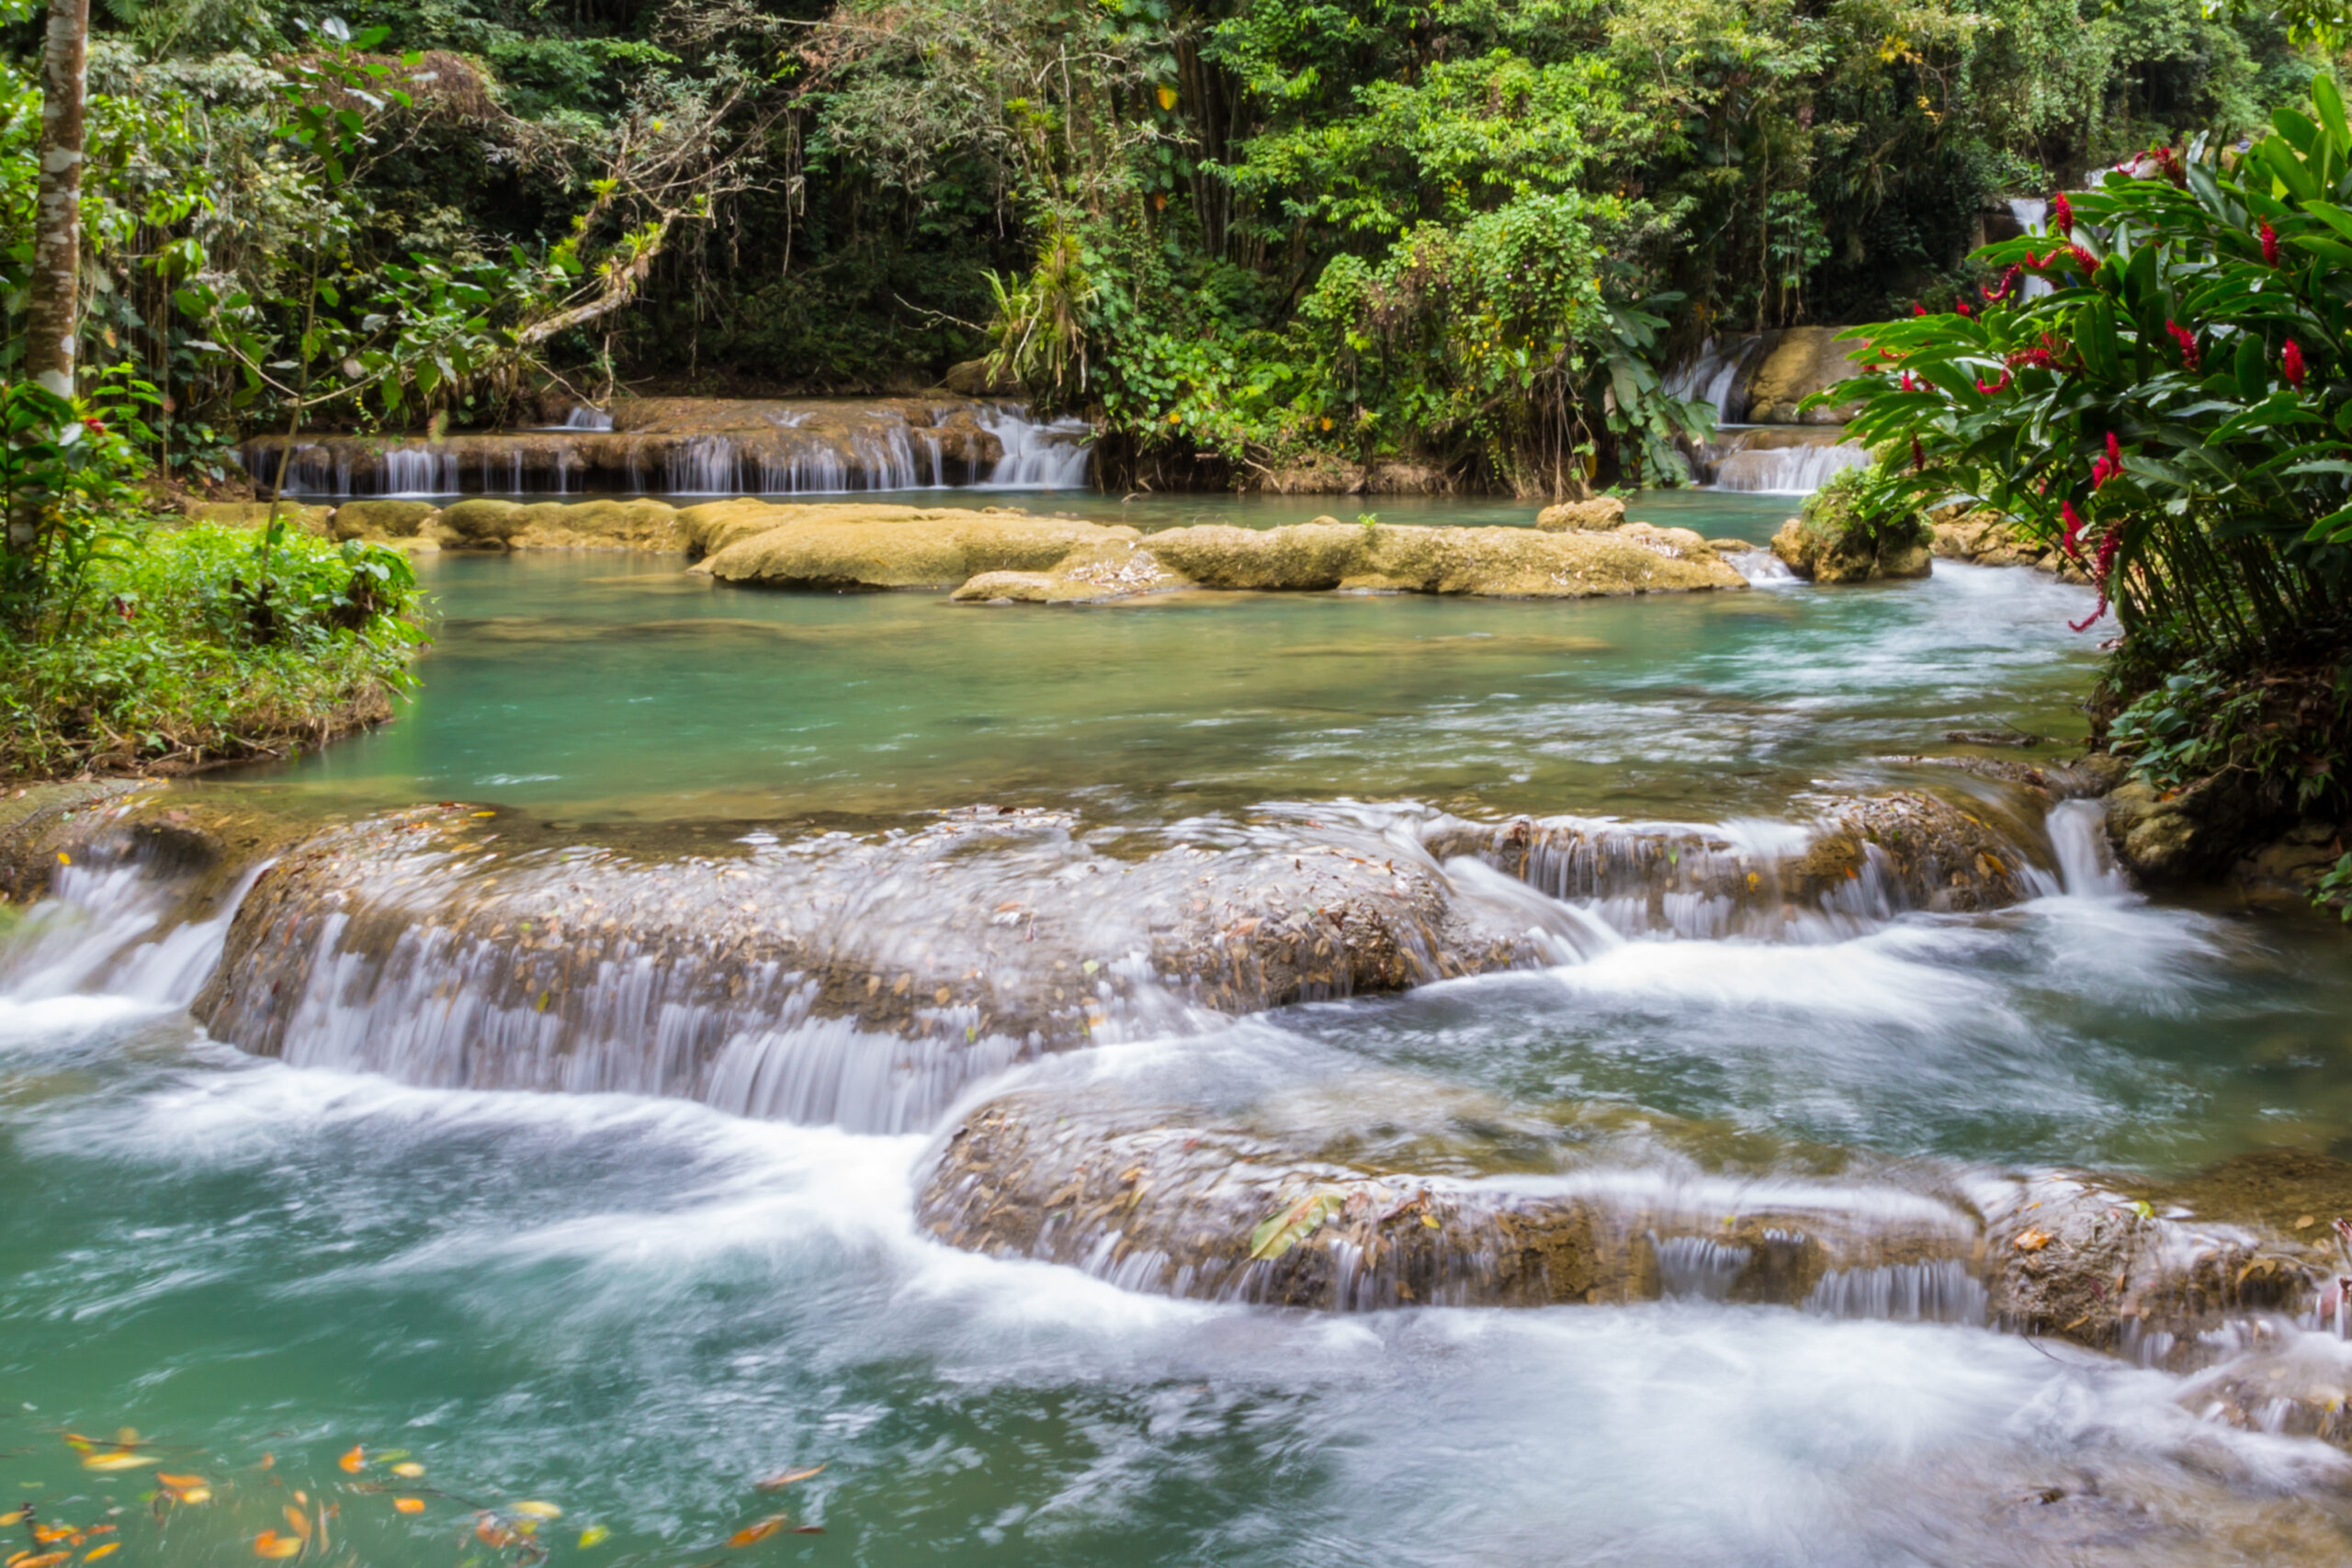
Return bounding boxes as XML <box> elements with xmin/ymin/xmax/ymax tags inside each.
<box><xmin>85</xmin><ymin>1548</ymin><xmax>119</xmax><ymax>1562</ymax></box>
<box><xmin>754</xmin><ymin>1465</ymin><xmax>826</xmax><ymax>1491</ymax></box>
<box><xmin>392</xmin><ymin>1499</ymin><xmax>424</xmax><ymax>1516</ymax></box>
<box><xmin>80</xmin><ymin>1453</ymin><xmax>155</xmax><ymax>1472</ymax></box>
<box><xmin>728</xmin><ymin>1516</ymin><xmax>786</xmax><ymax>1548</ymax></box>
<box><xmin>390</xmin><ymin>1462</ymin><xmax>424</xmax><ymax>1479</ymax></box>
<box><xmin>509</xmin><ymin>1502</ymin><xmax>562</xmax><ymax>1520</ymax></box>
<box><xmin>2014</xmin><ymin>1228</ymin><xmax>2052</xmax><ymax>1252</ymax></box>
<box><xmin>337</xmin><ymin>1447</ymin><xmax>365</xmax><ymax>1474</ymax></box>
<box><xmin>576</xmin><ymin>1526</ymin><xmax>611</xmax><ymax>1549</ymax></box>
<box><xmin>251</xmin><ymin>1532</ymin><xmax>302</xmax><ymax>1561</ymax></box>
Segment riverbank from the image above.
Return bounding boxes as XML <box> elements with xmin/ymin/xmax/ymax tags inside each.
<box><xmin>0</xmin><ymin>524</ymin><xmax>422</xmax><ymax>784</ymax></box>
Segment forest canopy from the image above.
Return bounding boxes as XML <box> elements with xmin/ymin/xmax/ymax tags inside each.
<box><xmin>0</xmin><ymin>0</ymin><xmax>2318</xmax><ymax>489</ymax></box>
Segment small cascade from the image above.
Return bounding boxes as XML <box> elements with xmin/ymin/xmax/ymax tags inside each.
<box><xmin>563</xmin><ymin>406</ymin><xmax>614</xmax><ymax>430</ymax></box>
<box><xmin>1804</xmin><ymin>1258</ymin><xmax>1988</xmax><ymax>1324</ymax></box>
<box><xmin>383</xmin><ymin>446</ymin><xmax>464</xmax><ymax>497</ymax></box>
<box><xmin>1710</xmin><ymin>438</ymin><xmax>1871</xmax><ymax>493</ymax></box>
<box><xmin>2046</xmin><ymin>797</ymin><xmax>2130</xmax><ymax>897</ymax></box>
<box><xmin>977</xmin><ymin>406</ymin><xmax>1092</xmax><ymax>488</ymax></box>
<box><xmin>1726</xmin><ymin>547</ymin><xmax>1798</xmax><ymax>586</ymax></box>
<box><xmin>0</xmin><ymin>859</ymin><xmax>258</xmax><ymax>1010</ymax></box>
<box><xmin>666</xmin><ymin>435</ymin><xmax>741</xmax><ymax>495</ymax></box>
<box><xmin>1662</xmin><ymin>336</ymin><xmax>1769</xmax><ymax>425</ymax></box>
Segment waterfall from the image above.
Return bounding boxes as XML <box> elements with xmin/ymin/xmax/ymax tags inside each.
<box><xmin>564</xmin><ymin>406</ymin><xmax>614</xmax><ymax>430</ymax></box>
<box><xmin>1710</xmin><ymin>441</ymin><xmax>1871</xmax><ymax>493</ymax></box>
<box><xmin>1662</xmin><ymin>336</ymin><xmax>1765</xmax><ymax>426</ymax></box>
<box><xmin>977</xmin><ymin>406</ymin><xmax>1092</xmax><ymax>489</ymax></box>
<box><xmin>666</xmin><ymin>435</ymin><xmax>741</xmax><ymax>495</ymax></box>
<box><xmin>382</xmin><ymin>446</ymin><xmax>463</xmax><ymax>497</ymax></box>
<box><xmin>2045</xmin><ymin>798</ymin><xmax>2130</xmax><ymax>897</ymax></box>
<box><xmin>2008</xmin><ymin>197</ymin><xmax>2054</xmax><ymax>300</ymax></box>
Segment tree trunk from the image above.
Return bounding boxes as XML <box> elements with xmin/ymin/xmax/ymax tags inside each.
<box><xmin>27</xmin><ymin>0</ymin><xmax>90</xmax><ymax>399</ymax></box>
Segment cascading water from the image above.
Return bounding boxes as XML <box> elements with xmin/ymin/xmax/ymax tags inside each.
<box><xmin>978</xmin><ymin>405</ymin><xmax>1092</xmax><ymax>488</ymax></box>
<box><xmin>11</xmin><ymin>543</ymin><xmax>2352</xmax><ymax>1564</ymax></box>
<box><xmin>1662</xmin><ymin>335</ymin><xmax>1767</xmax><ymax>425</ymax></box>
<box><xmin>1709</xmin><ymin>438</ymin><xmax>1873</xmax><ymax>493</ymax></box>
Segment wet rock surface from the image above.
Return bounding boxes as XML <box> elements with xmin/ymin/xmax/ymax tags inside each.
<box><xmin>183</xmin><ymin>805</ymin><xmax>1547</xmax><ymax>1129</ymax></box>
<box><xmin>1984</xmin><ymin>1172</ymin><xmax>2320</xmax><ymax>1370</ymax></box>
<box><xmin>918</xmin><ymin>1084</ymin><xmax>1984</xmax><ymax>1311</ymax></box>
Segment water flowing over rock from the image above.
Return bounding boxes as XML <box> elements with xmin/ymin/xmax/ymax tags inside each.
<box><xmin>239</xmin><ymin>397</ymin><xmax>1091</xmax><ymax>498</ymax></box>
<box><xmin>180</xmin><ymin>806</ymin><xmax>1550</xmax><ymax>1132</ymax></box>
<box><xmin>1690</xmin><ymin>427</ymin><xmax>1874</xmax><ymax>493</ymax></box>
<box><xmin>918</xmin><ymin>1084</ymin><xmax>1985</xmax><ymax>1311</ymax></box>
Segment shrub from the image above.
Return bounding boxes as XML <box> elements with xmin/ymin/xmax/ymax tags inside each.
<box><xmin>0</xmin><ymin>524</ymin><xmax>424</xmax><ymax>778</ymax></box>
<box><xmin>1830</xmin><ymin>76</ymin><xmax>2352</xmax><ymax>671</ymax></box>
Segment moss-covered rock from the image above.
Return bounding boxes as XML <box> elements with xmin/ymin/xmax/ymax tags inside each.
<box><xmin>331</xmin><ymin>500</ymin><xmax>441</xmax><ymax>541</ymax></box>
<box><xmin>436</xmin><ymin>498</ymin><xmax>524</xmax><ymax>547</ymax></box>
<box><xmin>1533</xmin><ymin>497</ymin><xmax>1627</xmax><ymax>531</ymax></box>
<box><xmin>509</xmin><ymin>499</ymin><xmax>684</xmax><ymax>551</ymax></box>
<box><xmin>1769</xmin><ymin>469</ymin><xmax>1933</xmax><ymax>582</ymax></box>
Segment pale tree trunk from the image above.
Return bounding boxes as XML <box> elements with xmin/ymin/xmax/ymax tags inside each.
<box><xmin>26</xmin><ymin>0</ymin><xmax>90</xmax><ymax>400</ymax></box>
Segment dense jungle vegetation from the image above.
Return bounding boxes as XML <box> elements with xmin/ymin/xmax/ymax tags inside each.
<box><xmin>0</xmin><ymin>0</ymin><xmax>2321</xmax><ymax>490</ymax></box>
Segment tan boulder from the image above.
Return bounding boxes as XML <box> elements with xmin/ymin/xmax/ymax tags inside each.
<box><xmin>331</xmin><ymin>500</ymin><xmax>440</xmax><ymax>541</ymax></box>
<box><xmin>436</xmin><ymin>498</ymin><xmax>523</xmax><ymax>547</ymax></box>
<box><xmin>508</xmin><ymin>499</ymin><xmax>684</xmax><ymax>551</ymax></box>
<box><xmin>1534</xmin><ymin>497</ymin><xmax>1628</xmax><ymax>531</ymax></box>
<box><xmin>1746</xmin><ymin>326</ymin><xmax>1876</xmax><ymax>423</ymax></box>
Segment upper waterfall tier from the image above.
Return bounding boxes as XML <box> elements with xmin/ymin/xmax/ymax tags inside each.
<box><xmin>241</xmin><ymin>396</ymin><xmax>1093</xmax><ymax>498</ymax></box>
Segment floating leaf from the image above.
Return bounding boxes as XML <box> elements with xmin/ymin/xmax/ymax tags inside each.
<box><xmin>81</xmin><ymin>1453</ymin><xmax>155</xmax><ymax>1472</ymax></box>
<box><xmin>85</xmin><ymin>1548</ymin><xmax>119</xmax><ymax>1562</ymax></box>
<box><xmin>1249</xmin><ymin>1189</ymin><xmax>1348</xmax><ymax>1260</ymax></box>
<box><xmin>392</xmin><ymin>1499</ymin><xmax>424</xmax><ymax>1516</ymax></box>
<box><xmin>283</xmin><ymin>1506</ymin><xmax>312</xmax><ymax>1541</ymax></box>
<box><xmin>15</xmin><ymin>1554</ymin><xmax>67</xmax><ymax>1568</ymax></box>
<box><xmin>473</xmin><ymin>1517</ymin><xmax>518</xmax><ymax>1549</ymax></box>
<box><xmin>0</xmin><ymin>1512</ymin><xmax>20</xmax><ymax>1527</ymax></box>
<box><xmin>390</xmin><ymin>1462</ymin><xmax>424</xmax><ymax>1479</ymax></box>
<box><xmin>372</xmin><ymin>1450</ymin><xmax>411</xmax><ymax>1464</ymax></box>
<box><xmin>508</xmin><ymin>1503</ymin><xmax>561</xmax><ymax>1521</ymax></box>
<box><xmin>2013</xmin><ymin>1227</ymin><xmax>2052</xmax><ymax>1252</ymax></box>
<box><xmin>728</xmin><ymin>1517</ymin><xmax>786</xmax><ymax>1548</ymax></box>
<box><xmin>576</xmin><ymin>1527</ymin><xmax>610</xmax><ymax>1549</ymax></box>
<box><xmin>252</xmin><ymin>1531</ymin><xmax>302</xmax><ymax>1560</ymax></box>
<box><xmin>157</xmin><ymin>1472</ymin><xmax>206</xmax><ymax>1490</ymax></box>
<box><xmin>338</xmin><ymin>1448</ymin><xmax>365</xmax><ymax>1474</ymax></box>
<box><xmin>753</xmin><ymin>1465</ymin><xmax>826</xmax><ymax>1492</ymax></box>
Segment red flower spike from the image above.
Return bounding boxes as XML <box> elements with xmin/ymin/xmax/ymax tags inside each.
<box><xmin>1913</xmin><ymin>302</ymin><xmax>1928</xmax><ymax>317</ymax></box>
<box><xmin>1975</xmin><ymin>371</ymin><xmax>2011</xmax><ymax>395</ymax></box>
<box><xmin>2262</xmin><ymin>220</ymin><xmax>2280</xmax><ymax>268</ymax></box>
<box><xmin>2070</xmin><ymin>530</ymin><xmax>2125</xmax><ymax>631</ymax></box>
<box><xmin>1911</xmin><ymin>435</ymin><xmax>1926</xmax><ymax>472</ymax></box>
<box><xmin>1957</xmin><ymin>298</ymin><xmax>1973</xmax><ymax>316</ymax></box>
<box><xmin>2060</xmin><ymin>501</ymin><xmax>2085</xmax><ymax>558</ymax></box>
<box><xmin>2165</xmin><ymin>320</ymin><xmax>2201</xmax><ymax>372</ymax></box>
<box><xmin>1899</xmin><ymin>370</ymin><xmax>1916</xmax><ymax>392</ymax></box>
<box><xmin>2107</xmin><ymin>431</ymin><xmax>2121</xmax><ymax>466</ymax></box>
<box><xmin>2068</xmin><ymin>244</ymin><xmax>2099</xmax><ymax>276</ymax></box>
<box><xmin>2284</xmin><ymin>339</ymin><xmax>2307</xmax><ymax>389</ymax></box>
<box><xmin>2051</xmin><ymin>193</ymin><xmax>2073</xmax><ymax>235</ymax></box>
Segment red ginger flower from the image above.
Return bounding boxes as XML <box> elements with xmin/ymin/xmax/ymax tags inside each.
<box><xmin>2285</xmin><ymin>339</ymin><xmax>2308</xmax><ymax>389</ymax></box>
<box><xmin>2068</xmin><ymin>243</ymin><xmax>2099</xmax><ymax>276</ymax></box>
<box><xmin>2165</xmin><ymin>320</ymin><xmax>2200</xmax><ymax>371</ymax></box>
<box><xmin>1975</xmin><ymin>370</ymin><xmax>2011</xmax><ymax>394</ymax></box>
<box><xmin>2005</xmin><ymin>344</ymin><xmax>2055</xmax><ymax>370</ymax></box>
<box><xmin>2051</xmin><ymin>193</ymin><xmax>2073</xmax><ymax>235</ymax></box>
<box><xmin>1912</xmin><ymin>435</ymin><xmax>1926</xmax><ymax>471</ymax></box>
<box><xmin>2090</xmin><ymin>431</ymin><xmax>2123</xmax><ymax>491</ymax></box>
<box><xmin>2060</xmin><ymin>501</ymin><xmax>2086</xmax><ymax>559</ymax></box>
<box><xmin>2070</xmin><ymin>529</ymin><xmax>2125</xmax><ymax>632</ymax></box>
<box><xmin>1956</xmin><ymin>298</ymin><xmax>1973</xmax><ymax>317</ymax></box>
<box><xmin>2262</xmin><ymin>220</ymin><xmax>2280</xmax><ymax>267</ymax></box>
<box><xmin>1913</xmin><ymin>301</ymin><xmax>1928</xmax><ymax>317</ymax></box>
<box><xmin>1899</xmin><ymin>370</ymin><xmax>1917</xmax><ymax>392</ymax></box>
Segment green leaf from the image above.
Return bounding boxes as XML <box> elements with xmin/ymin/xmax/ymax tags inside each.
<box><xmin>1248</xmin><ymin>1189</ymin><xmax>1349</xmax><ymax>1260</ymax></box>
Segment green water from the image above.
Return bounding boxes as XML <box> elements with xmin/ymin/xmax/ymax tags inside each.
<box><xmin>249</xmin><ymin>492</ymin><xmax>2094</xmax><ymax>824</ymax></box>
<box><xmin>9</xmin><ymin>496</ymin><xmax>2352</xmax><ymax>1566</ymax></box>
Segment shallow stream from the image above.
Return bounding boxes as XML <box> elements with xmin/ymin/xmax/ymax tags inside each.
<box><xmin>6</xmin><ymin>489</ymin><xmax>2352</xmax><ymax>1565</ymax></box>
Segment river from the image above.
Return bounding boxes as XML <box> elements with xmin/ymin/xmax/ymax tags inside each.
<box><xmin>6</xmin><ymin>487</ymin><xmax>2352</xmax><ymax>1565</ymax></box>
